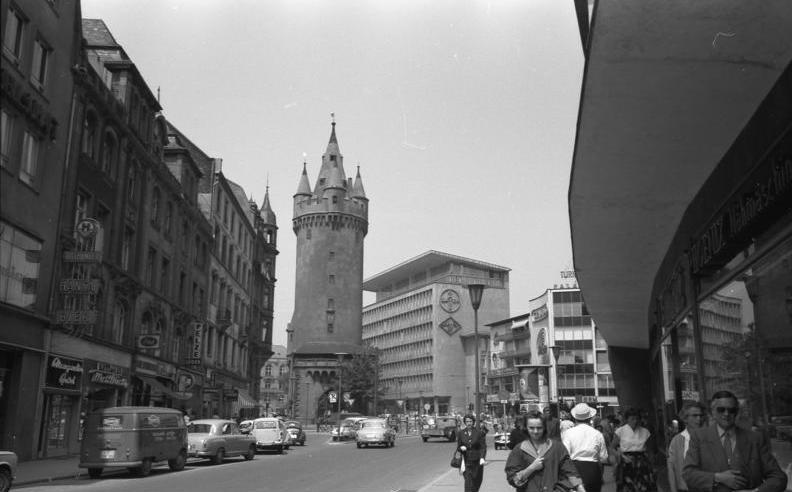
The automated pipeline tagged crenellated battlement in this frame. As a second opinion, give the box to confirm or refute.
[292,211,368,235]
[293,194,369,223]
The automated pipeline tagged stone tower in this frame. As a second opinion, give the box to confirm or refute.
[286,119,369,423]
[288,119,368,356]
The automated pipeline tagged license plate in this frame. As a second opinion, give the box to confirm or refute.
[101,450,115,459]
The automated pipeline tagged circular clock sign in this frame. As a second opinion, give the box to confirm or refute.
[439,289,461,313]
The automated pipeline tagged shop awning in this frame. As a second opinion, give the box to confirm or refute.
[232,389,258,415]
[138,375,191,401]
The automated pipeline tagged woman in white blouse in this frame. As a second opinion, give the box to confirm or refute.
[611,408,656,492]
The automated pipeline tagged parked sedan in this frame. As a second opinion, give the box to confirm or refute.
[331,417,367,441]
[356,418,396,448]
[284,421,306,446]
[187,419,256,464]
[251,417,288,453]
[0,451,17,492]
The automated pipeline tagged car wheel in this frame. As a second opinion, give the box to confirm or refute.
[132,458,152,477]
[332,436,338,441]
[244,444,255,460]
[422,436,428,442]
[0,468,10,492]
[356,442,362,448]
[87,467,102,479]
[391,440,395,447]
[168,450,186,471]
[277,445,284,454]
[212,448,225,465]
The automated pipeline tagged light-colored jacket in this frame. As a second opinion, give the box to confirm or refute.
[667,430,689,492]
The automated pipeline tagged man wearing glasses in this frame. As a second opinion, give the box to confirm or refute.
[667,402,706,492]
[683,390,787,492]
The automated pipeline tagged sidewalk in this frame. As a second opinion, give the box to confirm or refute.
[419,447,618,492]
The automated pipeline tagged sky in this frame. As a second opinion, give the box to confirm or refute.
[81,0,585,348]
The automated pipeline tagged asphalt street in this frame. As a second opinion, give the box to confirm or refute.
[16,432,459,492]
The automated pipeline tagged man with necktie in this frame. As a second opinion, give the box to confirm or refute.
[683,390,787,492]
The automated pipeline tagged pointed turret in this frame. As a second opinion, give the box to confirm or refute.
[314,117,347,194]
[351,166,367,200]
[295,162,312,197]
[260,186,277,225]
[324,162,346,192]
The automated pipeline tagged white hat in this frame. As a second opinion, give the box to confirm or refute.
[571,403,597,420]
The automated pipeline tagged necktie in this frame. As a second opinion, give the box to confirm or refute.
[723,432,733,465]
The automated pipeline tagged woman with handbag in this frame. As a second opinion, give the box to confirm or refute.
[505,410,585,492]
[457,414,487,492]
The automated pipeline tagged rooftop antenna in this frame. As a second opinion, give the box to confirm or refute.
[157,86,161,103]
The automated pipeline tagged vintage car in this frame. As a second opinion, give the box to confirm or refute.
[493,431,509,450]
[251,417,288,453]
[239,420,254,434]
[79,406,188,478]
[421,415,459,442]
[0,451,17,492]
[187,419,256,464]
[284,420,306,446]
[331,417,367,441]
[355,418,396,448]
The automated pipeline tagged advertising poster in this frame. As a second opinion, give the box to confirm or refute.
[519,367,539,400]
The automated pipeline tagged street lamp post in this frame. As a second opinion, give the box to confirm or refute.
[548,344,560,402]
[334,352,348,440]
[305,379,311,427]
[467,284,485,422]
[419,390,424,415]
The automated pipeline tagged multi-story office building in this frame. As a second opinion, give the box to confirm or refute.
[0,0,82,460]
[487,284,619,418]
[362,251,510,416]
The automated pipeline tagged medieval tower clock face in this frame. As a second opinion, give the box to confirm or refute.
[439,289,461,313]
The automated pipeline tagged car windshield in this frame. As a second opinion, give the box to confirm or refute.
[286,421,300,428]
[188,423,213,433]
[361,420,386,428]
[255,421,277,429]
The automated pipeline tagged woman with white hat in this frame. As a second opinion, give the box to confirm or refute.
[562,403,609,492]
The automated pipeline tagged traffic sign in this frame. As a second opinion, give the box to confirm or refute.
[328,391,337,403]
[424,403,430,411]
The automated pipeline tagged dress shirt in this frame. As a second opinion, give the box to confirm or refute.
[562,423,609,462]
[614,424,650,452]
[716,426,735,454]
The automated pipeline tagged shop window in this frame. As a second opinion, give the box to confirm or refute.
[0,221,42,309]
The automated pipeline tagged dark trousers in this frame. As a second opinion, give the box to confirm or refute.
[573,460,603,492]
[463,462,484,492]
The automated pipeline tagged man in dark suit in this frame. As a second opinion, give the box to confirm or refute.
[457,414,488,492]
[683,390,787,492]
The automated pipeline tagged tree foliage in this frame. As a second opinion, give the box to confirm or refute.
[340,346,386,414]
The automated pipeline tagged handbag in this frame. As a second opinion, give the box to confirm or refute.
[450,450,462,468]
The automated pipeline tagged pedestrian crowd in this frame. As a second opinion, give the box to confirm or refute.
[451,388,787,492]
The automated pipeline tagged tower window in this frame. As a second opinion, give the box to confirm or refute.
[329,251,335,260]
[330,155,336,161]
[306,228,312,240]
[332,196,338,204]
[328,275,335,284]
[327,323,334,333]
[327,298,334,310]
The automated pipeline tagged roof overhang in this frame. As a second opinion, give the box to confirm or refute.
[568,0,792,349]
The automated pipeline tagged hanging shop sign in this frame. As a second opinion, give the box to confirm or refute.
[86,360,129,388]
[134,355,176,380]
[137,334,160,349]
[531,305,548,322]
[45,355,84,391]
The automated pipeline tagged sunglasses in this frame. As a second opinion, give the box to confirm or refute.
[715,407,738,415]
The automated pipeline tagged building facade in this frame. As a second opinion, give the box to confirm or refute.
[1,0,82,460]
[362,251,510,416]
[286,120,369,424]
[569,0,791,472]
[259,344,288,416]
[487,284,619,418]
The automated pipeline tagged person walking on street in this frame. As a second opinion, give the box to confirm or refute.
[666,402,706,492]
[505,409,585,492]
[611,408,656,492]
[458,414,488,492]
[509,414,530,450]
[563,403,609,492]
[545,406,561,439]
[682,390,787,492]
